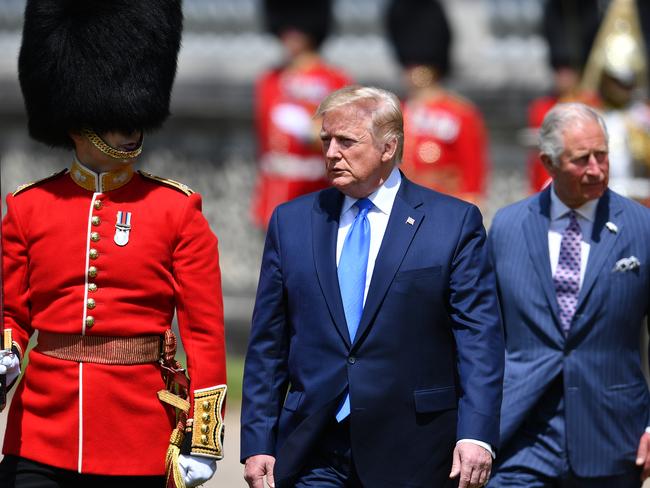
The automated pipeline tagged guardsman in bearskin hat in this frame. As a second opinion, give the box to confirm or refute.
[251,0,352,229]
[0,1,226,487]
[526,0,602,193]
[386,0,490,208]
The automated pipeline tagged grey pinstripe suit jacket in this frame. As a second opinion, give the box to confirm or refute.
[489,187,650,477]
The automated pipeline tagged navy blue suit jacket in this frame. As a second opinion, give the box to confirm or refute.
[241,176,504,487]
[489,188,650,477]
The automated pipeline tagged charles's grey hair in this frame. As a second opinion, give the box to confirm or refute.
[539,103,609,166]
[315,85,404,165]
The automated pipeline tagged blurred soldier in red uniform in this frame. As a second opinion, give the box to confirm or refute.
[251,0,352,229]
[527,0,602,192]
[386,0,490,207]
[0,1,226,487]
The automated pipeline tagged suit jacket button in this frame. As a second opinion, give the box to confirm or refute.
[348,356,356,364]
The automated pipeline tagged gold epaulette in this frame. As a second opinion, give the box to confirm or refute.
[138,170,194,196]
[13,169,68,196]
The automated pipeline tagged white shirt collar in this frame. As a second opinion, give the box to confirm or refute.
[340,166,402,216]
[550,184,599,223]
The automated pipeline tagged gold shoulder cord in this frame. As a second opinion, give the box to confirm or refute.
[82,128,143,160]
[138,171,194,196]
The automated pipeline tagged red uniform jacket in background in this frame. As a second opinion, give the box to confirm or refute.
[1,161,227,475]
[528,96,558,192]
[401,92,490,203]
[252,60,351,228]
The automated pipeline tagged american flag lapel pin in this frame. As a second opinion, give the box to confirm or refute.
[406,216,415,225]
[114,211,132,246]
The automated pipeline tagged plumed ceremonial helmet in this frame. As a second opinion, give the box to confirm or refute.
[18,0,183,148]
[386,0,452,76]
[264,0,332,48]
[542,0,601,71]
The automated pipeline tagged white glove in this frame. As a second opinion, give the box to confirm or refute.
[178,454,217,487]
[0,350,20,386]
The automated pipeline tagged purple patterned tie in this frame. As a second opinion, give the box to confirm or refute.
[553,210,582,334]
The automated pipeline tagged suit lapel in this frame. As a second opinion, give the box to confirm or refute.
[353,178,424,348]
[522,188,562,322]
[575,190,621,314]
[312,189,351,347]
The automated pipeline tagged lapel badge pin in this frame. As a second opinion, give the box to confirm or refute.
[114,211,132,246]
[406,216,415,226]
[605,221,618,234]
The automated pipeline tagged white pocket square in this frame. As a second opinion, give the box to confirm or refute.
[612,256,640,273]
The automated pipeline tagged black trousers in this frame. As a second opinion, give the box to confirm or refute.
[0,455,165,488]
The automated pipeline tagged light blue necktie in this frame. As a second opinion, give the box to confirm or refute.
[336,198,373,422]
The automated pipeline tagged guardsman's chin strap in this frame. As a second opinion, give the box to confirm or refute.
[82,128,143,160]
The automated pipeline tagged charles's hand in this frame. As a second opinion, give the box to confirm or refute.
[244,454,276,488]
[449,442,492,488]
[178,454,217,487]
[636,432,650,481]
[0,350,20,386]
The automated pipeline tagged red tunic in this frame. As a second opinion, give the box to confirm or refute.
[528,96,558,192]
[401,92,489,204]
[252,60,351,228]
[2,161,227,475]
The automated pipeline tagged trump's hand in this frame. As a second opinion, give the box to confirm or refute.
[244,454,276,488]
[636,432,650,481]
[449,442,492,488]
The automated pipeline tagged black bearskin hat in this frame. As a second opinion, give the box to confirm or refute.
[542,0,600,71]
[386,0,452,77]
[18,0,183,148]
[264,0,332,49]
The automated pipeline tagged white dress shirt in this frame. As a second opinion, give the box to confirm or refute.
[548,186,599,285]
[335,166,492,456]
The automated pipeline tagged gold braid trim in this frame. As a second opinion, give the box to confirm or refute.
[82,128,143,160]
[138,171,194,196]
[191,385,227,459]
